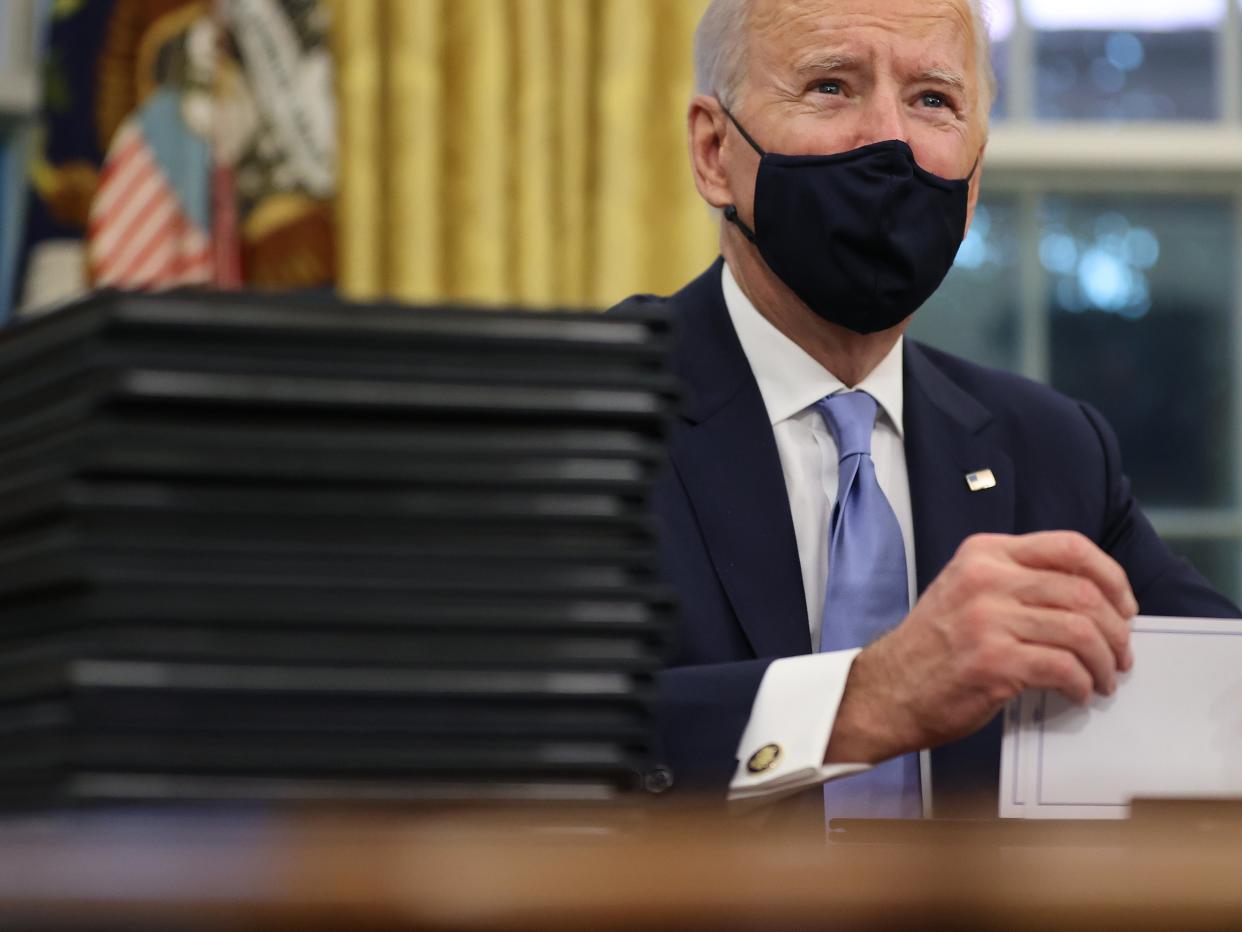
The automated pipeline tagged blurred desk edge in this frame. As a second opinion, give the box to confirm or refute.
[2,806,1242,930]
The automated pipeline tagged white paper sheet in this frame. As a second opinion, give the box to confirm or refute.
[999,615,1242,819]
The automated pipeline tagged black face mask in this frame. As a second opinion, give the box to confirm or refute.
[723,108,978,335]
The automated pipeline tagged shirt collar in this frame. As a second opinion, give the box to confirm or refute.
[721,261,905,437]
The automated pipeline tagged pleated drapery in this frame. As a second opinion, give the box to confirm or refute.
[328,0,718,310]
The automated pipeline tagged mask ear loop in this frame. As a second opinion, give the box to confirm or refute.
[721,106,767,158]
[965,151,982,183]
[723,207,758,244]
[720,104,763,244]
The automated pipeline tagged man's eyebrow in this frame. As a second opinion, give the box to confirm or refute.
[916,67,968,90]
[792,52,860,75]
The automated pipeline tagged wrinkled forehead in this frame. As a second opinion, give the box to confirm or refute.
[746,0,978,87]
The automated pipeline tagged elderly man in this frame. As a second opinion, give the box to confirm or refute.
[616,0,1240,819]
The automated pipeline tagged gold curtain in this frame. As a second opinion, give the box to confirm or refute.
[327,0,718,309]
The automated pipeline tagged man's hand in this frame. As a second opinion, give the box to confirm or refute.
[825,531,1138,765]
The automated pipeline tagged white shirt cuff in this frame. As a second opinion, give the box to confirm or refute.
[728,649,871,803]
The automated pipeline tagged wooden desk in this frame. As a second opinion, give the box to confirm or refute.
[0,807,1240,930]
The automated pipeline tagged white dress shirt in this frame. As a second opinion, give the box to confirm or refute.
[720,263,928,808]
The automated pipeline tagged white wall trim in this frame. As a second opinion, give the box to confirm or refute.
[0,74,39,120]
[0,0,37,119]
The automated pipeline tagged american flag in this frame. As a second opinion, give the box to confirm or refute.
[87,117,214,289]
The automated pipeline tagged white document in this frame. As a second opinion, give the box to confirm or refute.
[999,616,1242,819]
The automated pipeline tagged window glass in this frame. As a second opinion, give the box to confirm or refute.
[1044,196,1236,509]
[1028,0,1224,120]
[1167,540,1242,607]
[985,0,1015,121]
[908,198,1021,372]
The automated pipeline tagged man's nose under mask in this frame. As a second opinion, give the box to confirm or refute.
[722,107,978,335]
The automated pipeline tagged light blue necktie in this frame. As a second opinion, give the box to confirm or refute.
[816,391,922,820]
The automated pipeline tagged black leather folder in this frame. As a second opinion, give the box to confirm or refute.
[0,291,675,807]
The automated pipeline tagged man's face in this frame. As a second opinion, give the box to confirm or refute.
[723,0,986,227]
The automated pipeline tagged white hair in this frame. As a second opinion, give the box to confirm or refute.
[694,0,998,122]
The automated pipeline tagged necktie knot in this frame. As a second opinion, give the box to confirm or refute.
[816,391,878,461]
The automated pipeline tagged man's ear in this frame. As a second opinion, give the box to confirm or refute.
[688,94,734,210]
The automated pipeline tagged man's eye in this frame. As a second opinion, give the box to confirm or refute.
[815,81,843,95]
[921,92,949,109]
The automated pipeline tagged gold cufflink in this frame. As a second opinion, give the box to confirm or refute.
[747,744,782,774]
[965,469,997,493]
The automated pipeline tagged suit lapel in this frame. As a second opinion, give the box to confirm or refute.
[904,342,1016,591]
[904,341,1017,817]
[667,262,811,659]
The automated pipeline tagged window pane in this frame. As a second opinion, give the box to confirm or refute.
[1165,539,1242,607]
[908,198,1021,372]
[1044,196,1236,509]
[986,0,1015,121]
[1029,0,1224,120]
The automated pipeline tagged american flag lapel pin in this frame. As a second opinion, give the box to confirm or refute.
[965,469,997,493]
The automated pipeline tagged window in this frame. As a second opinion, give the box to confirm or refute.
[909,197,1021,372]
[1045,195,1236,510]
[988,0,1017,120]
[910,0,1242,604]
[1029,1,1224,120]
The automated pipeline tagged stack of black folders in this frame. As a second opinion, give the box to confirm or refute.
[0,290,675,807]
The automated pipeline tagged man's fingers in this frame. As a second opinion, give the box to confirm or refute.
[1008,568,1132,670]
[1014,643,1095,706]
[1010,607,1118,696]
[1000,532,1138,619]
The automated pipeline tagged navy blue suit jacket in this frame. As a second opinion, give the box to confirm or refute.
[614,259,1241,817]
